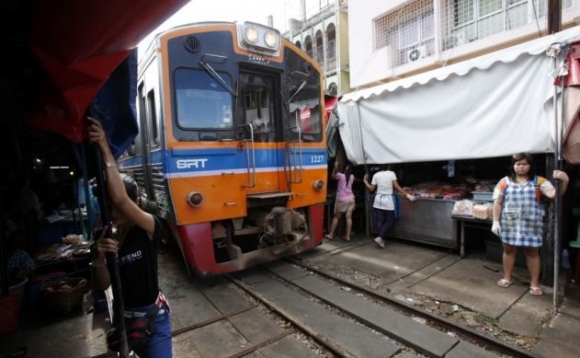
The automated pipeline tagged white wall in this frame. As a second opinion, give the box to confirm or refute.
[348,0,580,89]
[348,0,407,88]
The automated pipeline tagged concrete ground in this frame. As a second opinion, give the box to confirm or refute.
[1,233,580,358]
[302,235,580,358]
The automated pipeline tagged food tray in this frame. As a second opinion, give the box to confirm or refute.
[472,191,493,202]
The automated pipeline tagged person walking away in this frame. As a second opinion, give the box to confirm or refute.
[87,117,173,357]
[325,161,356,241]
[363,164,415,249]
[492,152,568,296]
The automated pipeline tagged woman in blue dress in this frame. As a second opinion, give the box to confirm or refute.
[492,153,568,296]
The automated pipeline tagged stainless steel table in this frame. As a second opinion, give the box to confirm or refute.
[387,198,457,249]
[451,215,492,257]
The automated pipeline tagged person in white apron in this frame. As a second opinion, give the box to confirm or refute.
[491,153,568,296]
[363,164,416,248]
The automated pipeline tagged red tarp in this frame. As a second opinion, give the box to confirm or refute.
[561,43,580,163]
[26,0,189,142]
[324,95,338,124]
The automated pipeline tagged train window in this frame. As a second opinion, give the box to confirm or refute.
[240,73,275,142]
[283,50,322,142]
[128,139,137,156]
[134,83,146,156]
[243,86,272,133]
[147,90,159,148]
[174,69,233,130]
[287,97,321,142]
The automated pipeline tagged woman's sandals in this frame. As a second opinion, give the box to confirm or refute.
[497,279,512,288]
[529,286,543,296]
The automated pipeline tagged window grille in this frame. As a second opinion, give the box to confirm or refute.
[374,0,435,67]
[441,0,574,51]
[375,0,574,69]
[327,39,336,70]
[316,30,324,64]
[305,36,314,60]
[326,24,336,63]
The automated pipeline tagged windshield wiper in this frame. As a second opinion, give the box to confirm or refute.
[200,60,237,97]
[286,80,307,105]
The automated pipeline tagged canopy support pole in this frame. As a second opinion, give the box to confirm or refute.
[356,102,371,238]
[547,43,564,308]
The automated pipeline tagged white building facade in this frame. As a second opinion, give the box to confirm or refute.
[286,0,351,96]
[349,0,579,88]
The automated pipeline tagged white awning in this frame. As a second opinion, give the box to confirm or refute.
[338,27,580,165]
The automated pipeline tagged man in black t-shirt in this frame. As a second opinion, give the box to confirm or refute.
[88,117,172,358]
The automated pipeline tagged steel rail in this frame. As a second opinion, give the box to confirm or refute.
[227,274,357,358]
[286,257,541,358]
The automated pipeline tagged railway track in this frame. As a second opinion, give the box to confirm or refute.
[226,259,541,358]
[89,243,544,358]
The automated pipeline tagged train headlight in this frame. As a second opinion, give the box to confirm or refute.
[313,180,324,191]
[238,22,281,56]
[245,26,259,44]
[187,192,204,207]
[264,31,278,48]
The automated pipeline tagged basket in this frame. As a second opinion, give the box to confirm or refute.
[42,277,88,314]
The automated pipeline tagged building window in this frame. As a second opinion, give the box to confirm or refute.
[315,30,324,67]
[443,0,574,50]
[327,82,338,96]
[374,0,434,67]
[326,23,336,70]
[304,36,314,60]
[295,40,302,50]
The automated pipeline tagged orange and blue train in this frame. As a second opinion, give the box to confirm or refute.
[118,21,328,277]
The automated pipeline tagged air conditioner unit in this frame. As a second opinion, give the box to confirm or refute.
[407,45,427,62]
[453,32,467,46]
[448,32,467,48]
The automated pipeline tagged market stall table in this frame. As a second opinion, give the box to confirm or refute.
[34,239,91,277]
[388,198,457,249]
[452,215,492,258]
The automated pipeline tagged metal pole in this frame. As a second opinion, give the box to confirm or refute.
[547,43,562,308]
[0,166,6,297]
[553,61,561,309]
[91,145,131,357]
[356,102,371,237]
[556,59,568,307]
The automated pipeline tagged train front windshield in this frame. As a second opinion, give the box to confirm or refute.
[283,49,322,142]
[175,69,233,130]
[170,40,321,143]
